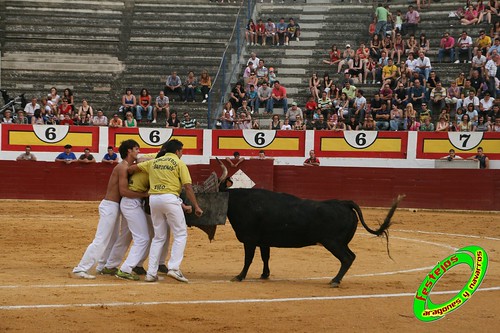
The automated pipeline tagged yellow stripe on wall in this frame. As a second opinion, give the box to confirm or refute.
[115,134,198,149]
[9,132,93,146]
[218,137,299,150]
[321,138,402,152]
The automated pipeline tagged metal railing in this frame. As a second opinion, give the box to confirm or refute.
[207,0,256,128]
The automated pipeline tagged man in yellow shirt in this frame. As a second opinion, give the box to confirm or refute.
[382,58,398,88]
[130,139,202,283]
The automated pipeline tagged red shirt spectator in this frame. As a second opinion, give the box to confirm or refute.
[58,100,72,115]
[272,82,287,98]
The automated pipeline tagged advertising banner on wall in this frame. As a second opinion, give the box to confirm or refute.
[416,132,500,159]
[211,129,306,157]
[314,131,408,158]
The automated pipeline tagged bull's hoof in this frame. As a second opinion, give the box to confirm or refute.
[330,281,340,288]
[231,275,244,282]
[260,274,269,280]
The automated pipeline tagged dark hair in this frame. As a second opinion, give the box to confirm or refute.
[233,151,240,157]
[119,139,139,159]
[64,88,73,97]
[140,88,149,96]
[107,146,113,150]
[161,139,184,155]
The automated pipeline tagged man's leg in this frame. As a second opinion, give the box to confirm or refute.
[146,195,169,280]
[136,106,143,121]
[101,215,132,271]
[282,98,288,114]
[164,197,187,273]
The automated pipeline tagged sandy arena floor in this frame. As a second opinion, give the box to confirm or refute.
[0,201,498,332]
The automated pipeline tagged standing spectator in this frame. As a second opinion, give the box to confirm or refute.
[121,88,137,117]
[166,112,181,128]
[165,71,183,102]
[284,17,300,45]
[124,112,137,128]
[415,51,432,81]
[24,97,40,123]
[136,88,153,123]
[468,146,489,168]
[276,17,287,46]
[438,32,455,63]
[199,70,212,103]
[92,109,108,126]
[102,146,119,164]
[109,114,123,128]
[256,81,273,114]
[374,3,390,38]
[79,148,96,163]
[180,112,198,129]
[402,5,420,37]
[286,102,303,127]
[245,19,256,46]
[55,144,77,164]
[264,18,276,46]
[16,145,37,161]
[271,81,288,114]
[153,90,170,124]
[183,71,197,103]
[456,31,473,63]
[255,19,266,46]
[303,150,320,166]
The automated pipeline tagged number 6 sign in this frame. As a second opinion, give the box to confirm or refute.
[33,125,70,144]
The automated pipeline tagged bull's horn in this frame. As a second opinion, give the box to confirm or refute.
[215,157,228,183]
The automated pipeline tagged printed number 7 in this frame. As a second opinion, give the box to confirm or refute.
[459,134,470,148]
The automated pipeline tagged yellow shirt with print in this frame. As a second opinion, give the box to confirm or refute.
[128,171,149,193]
[138,152,192,196]
[382,65,397,78]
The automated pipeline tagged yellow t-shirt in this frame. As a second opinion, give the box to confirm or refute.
[138,153,192,195]
[477,36,491,49]
[128,171,149,193]
[382,65,397,78]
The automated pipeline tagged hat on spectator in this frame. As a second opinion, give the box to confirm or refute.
[291,102,298,106]
[346,44,351,48]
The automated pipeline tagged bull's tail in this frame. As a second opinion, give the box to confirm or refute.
[348,195,405,257]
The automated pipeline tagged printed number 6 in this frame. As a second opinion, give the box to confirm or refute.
[355,132,367,146]
[45,127,56,140]
[149,130,160,144]
[254,132,265,145]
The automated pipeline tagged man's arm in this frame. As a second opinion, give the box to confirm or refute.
[118,165,148,198]
[184,183,203,216]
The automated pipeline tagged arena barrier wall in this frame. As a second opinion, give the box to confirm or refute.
[1,160,499,211]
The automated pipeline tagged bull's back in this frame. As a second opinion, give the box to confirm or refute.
[226,189,358,248]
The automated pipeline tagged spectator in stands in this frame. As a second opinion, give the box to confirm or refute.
[77,99,94,120]
[17,145,37,161]
[322,73,336,99]
[154,90,170,124]
[408,116,421,131]
[345,115,359,131]
[60,113,74,126]
[337,44,354,74]
[380,83,393,109]
[256,60,269,85]
[257,81,272,114]
[24,97,39,123]
[276,17,287,46]
[226,152,245,168]
[271,81,288,114]
[374,3,390,38]
[349,54,364,83]
[382,58,398,88]
[419,117,435,131]
[14,111,28,124]
[339,71,354,88]
[438,32,455,63]
[336,92,350,119]
[410,79,425,111]
[404,52,418,76]
[406,34,418,55]
[166,112,181,128]
[48,87,60,106]
[1,110,13,124]
[493,117,500,131]
[237,98,252,116]
[109,113,123,128]
[370,34,382,60]
[256,19,265,46]
[268,114,281,130]
[458,113,473,131]
[236,111,253,130]
[463,90,480,112]
[474,30,492,56]
[198,70,212,104]
[285,17,300,45]
[351,89,366,123]
[342,81,357,103]
[121,88,137,117]
[247,52,259,70]
[446,81,461,114]
[474,115,491,131]
[418,33,430,54]
[165,71,184,101]
[415,51,432,81]
[102,146,119,164]
[286,102,303,127]
[456,31,473,63]
[246,72,258,93]
[268,67,277,86]
[402,5,420,37]
[468,146,489,168]
[309,73,321,101]
[230,82,246,110]
[382,35,393,56]
[436,115,450,131]
[181,112,198,129]
[360,114,376,130]
[62,88,74,113]
[318,91,333,118]
[246,85,258,112]
[92,109,108,126]
[484,54,497,97]
[305,96,318,120]
[326,112,339,130]
[264,18,276,46]
[323,44,341,66]
[375,103,390,130]
[419,102,432,122]
[487,37,500,56]
[245,19,256,46]
[466,102,480,125]
[58,98,73,117]
[313,114,328,130]
[479,91,493,118]
[364,56,377,84]
[184,71,198,103]
[441,149,462,160]
[124,112,137,128]
[31,109,46,125]
[303,150,320,166]
[78,148,96,164]
[392,32,405,64]
[430,82,446,114]
[461,4,479,25]
[136,88,153,123]
[55,144,77,164]
[389,104,403,131]
[280,118,292,130]
[394,82,409,109]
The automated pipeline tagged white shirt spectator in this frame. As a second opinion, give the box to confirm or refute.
[247,56,260,70]
[463,96,480,108]
[480,97,493,111]
[472,54,487,68]
[416,56,431,69]
[457,35,473,49]
[485,58,497,77]
[24,102,40,116]
[405,58,419,72]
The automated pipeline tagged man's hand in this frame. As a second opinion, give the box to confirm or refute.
[194,206,203,217]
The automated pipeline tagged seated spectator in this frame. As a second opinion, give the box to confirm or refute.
[341,81,357,103]
[465,102,479,125]
[345,115,359,131]
[255,60,269,86]
[247,52,259,70]
[78,148,96,163]
[62,88,74,113]
[17,145,37,161]
[124,112,137,128]
[78,99,94,120]
[479,92,493,119]
[351,89,366,123]
[57,98,72,117]
[419,102,432,122]
[336,92,350,118]
[246,72,258,93]
[1,110,13,123]
[255,18,265,46]
[458,114,473,131]
[323,44,341,66]
[102,146,119,164]
[31,109,46,125]
[246,85,258,112]
[389,104,403,131]
[359,114,376,130]
[48,87,60,106]
[305,96,318,120]
[199,70,212,103]
[474,115,491,131]
[402,5,420,37]
[380,83,393,108]
[276,17,287,46]
[349,54,364,83]
[382,35,393,56]
[410,79,425,111]
[408,116,421,131]
[492,116,500,131]
[438,32,455,63]
[364,56,377,84]
[271,81,288,114]
[14,110,28,124]
[230,82,246,110]
[337,44,354,74]
[165,71,184,101]
[236,111,252,130]
[153,90,170,124]
[237,99,252,116]
[166,112,180,128]
[303,150,320,166]
[55,144,77,164]
[92,109,108,126]
[245,19,256,46]
[121,88,136,117]
[332,118,346,132]
[405,103,417,129]
[418,33,430,54]
[226,151,245,168]
[487,37,500,56]
[280,118,292,130]
[286,102,303,127]
[181,112,198,129]
[375,103,390,130]
[256,81,273,114]
[456,31,473,63]
[430,82,446,114]
[136,88,153,123]
[293,115,305,130]
[285,17,300,45]
[313,114,328,130]
[419,117,435,131]
[461,4,479,25]
[436,115,450,131]
[472,49,489,74]
[269,114,282,130]
[59,113,74,126]
[445,81,461,114]
[184,71,198,102]
[370,34,382,60]
[264,18,276,46]
[406,34,418,55]
[467,146,489,168]
[318,91,333,117]
[268,67,277,86]
[393,83,409,109]
[415,51,432,81]
[392,32,405,64]
[108,113,123,128]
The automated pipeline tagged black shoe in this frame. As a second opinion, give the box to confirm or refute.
[132,266,147,275]
[158,264,169,274]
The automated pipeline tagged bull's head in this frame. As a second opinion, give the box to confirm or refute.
[216,157,232,192]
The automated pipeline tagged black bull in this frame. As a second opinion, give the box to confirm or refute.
[225,189,404,287]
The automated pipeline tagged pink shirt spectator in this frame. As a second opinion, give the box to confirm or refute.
[405,10,420,24]
[440,36,455,49]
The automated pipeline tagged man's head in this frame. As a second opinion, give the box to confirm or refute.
[162,139,184,158]
[233,151,241,159]
[31,97,37,106]
[84,148,91,156]
[309,150,315,158]
[25,145,31,154]
[97,109,104,117]
[119,139,140,159]
[477,147,484,156]
[258,150,266,159]
[291,101,298,109]
[107,146,114,155]
[183,112,190,120]
[415,79,421,87]
[64,144,72,153]
[274,81,281,88]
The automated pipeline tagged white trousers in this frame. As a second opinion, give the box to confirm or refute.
[95,213,131,271]
[119,197,150,274]
[147,194,187,276]
[73,200,120,273]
